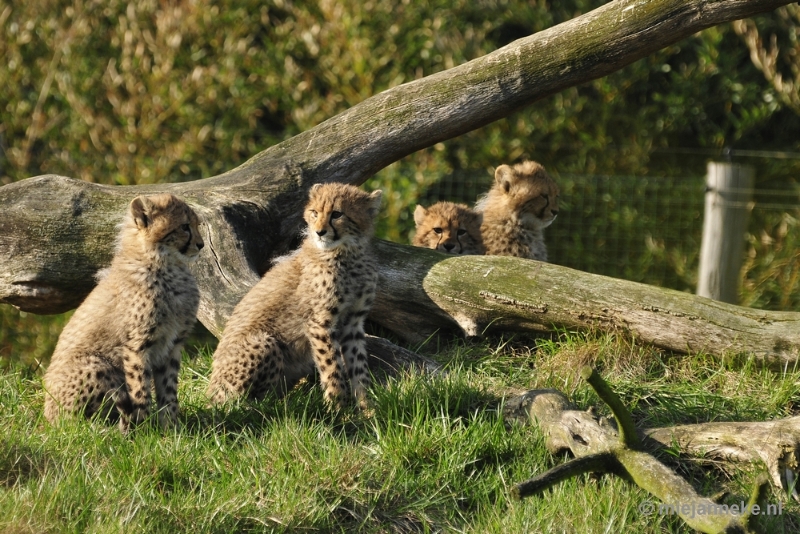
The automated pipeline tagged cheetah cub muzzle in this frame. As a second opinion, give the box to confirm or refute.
[476,160,559,261]
[43,193,204,432]
[206,183,382,410]
[413,201,484,255]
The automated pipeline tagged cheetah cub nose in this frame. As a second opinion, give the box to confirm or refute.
[444,243,455,251]
[316,229,327,237]
[197,242,204,250]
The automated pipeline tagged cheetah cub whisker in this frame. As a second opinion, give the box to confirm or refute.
[43,194,204,432]
[413,201,484,255]
[476,160,559,261]
[206,183,382,410]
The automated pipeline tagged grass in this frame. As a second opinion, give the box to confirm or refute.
[2,331,800,533]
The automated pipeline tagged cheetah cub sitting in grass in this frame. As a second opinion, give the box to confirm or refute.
[413,201,484,255]
[43,194,204,432]
[476,160,559,261]
[206,183,382,409]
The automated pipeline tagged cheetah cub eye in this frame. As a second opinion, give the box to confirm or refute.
[129,194,205,258]
[304,183,382,250]
[412,202,484,255]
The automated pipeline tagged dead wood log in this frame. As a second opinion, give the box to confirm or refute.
[504,387,800,498]
[645,418,800,498]
[370,247,800,367]
[365,335,442,382]
[0,0,793,339]
[507,367,782,534]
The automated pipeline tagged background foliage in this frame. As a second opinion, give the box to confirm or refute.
[1,0,799,366]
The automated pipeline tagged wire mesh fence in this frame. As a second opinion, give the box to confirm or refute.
[403,169,800,309]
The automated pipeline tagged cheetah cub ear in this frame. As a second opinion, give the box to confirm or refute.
[494,164,516,194]
[413,205,428,227]
[130,196,154,229]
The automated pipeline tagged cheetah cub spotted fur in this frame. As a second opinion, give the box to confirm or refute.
[413,202,484,255]
[43,194,203,432]
[476,160,559,261]
[207,183,382,409]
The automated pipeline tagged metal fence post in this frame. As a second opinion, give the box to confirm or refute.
[696,161,754,303]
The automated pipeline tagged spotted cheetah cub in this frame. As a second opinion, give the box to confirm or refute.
[43,194,203,432]
[413,202,484,255]
[476,160,559,261]
[207,183,382,409]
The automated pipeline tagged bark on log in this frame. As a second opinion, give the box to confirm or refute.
[645,418,800,497]
[371,245,800,367]
[0,0,795,349]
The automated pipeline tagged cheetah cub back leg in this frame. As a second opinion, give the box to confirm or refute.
[207,331,287,404]
[43,354,126,425]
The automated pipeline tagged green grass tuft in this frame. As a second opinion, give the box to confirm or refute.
[2,333,800,532]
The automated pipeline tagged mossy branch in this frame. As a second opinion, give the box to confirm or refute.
[511,452,619,499]
[510,370,775,533]
[580,365,641,449]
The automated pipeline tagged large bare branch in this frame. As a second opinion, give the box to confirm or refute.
[0,0,794,342]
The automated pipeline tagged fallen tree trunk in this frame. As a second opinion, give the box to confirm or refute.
[3,181,800,365]
[1,0,796,363]
[371,243,800,367]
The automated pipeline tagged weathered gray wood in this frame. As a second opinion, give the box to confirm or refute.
[504,378,798,534]
[365,335,442,381]
[373,247,800,366]
[0,0,795,347]
[504,388,800,499]
[697,162,755,303]
[644,418,800,497]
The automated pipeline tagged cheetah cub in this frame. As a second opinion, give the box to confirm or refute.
[476,160,559,261]
[43,194,203,432]
[413,201,484,255]
[206,183,382,409]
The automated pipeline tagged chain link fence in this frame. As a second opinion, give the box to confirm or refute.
[403,169,800,309]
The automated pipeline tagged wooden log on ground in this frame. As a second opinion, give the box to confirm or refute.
[504,386,800,503]
[371,246,800,367]
[507,369,782,534]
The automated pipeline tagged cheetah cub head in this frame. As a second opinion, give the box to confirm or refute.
[413,202,484,255]
[478,161,559,230]
[305,183,383,250]
[122,193,204,260]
